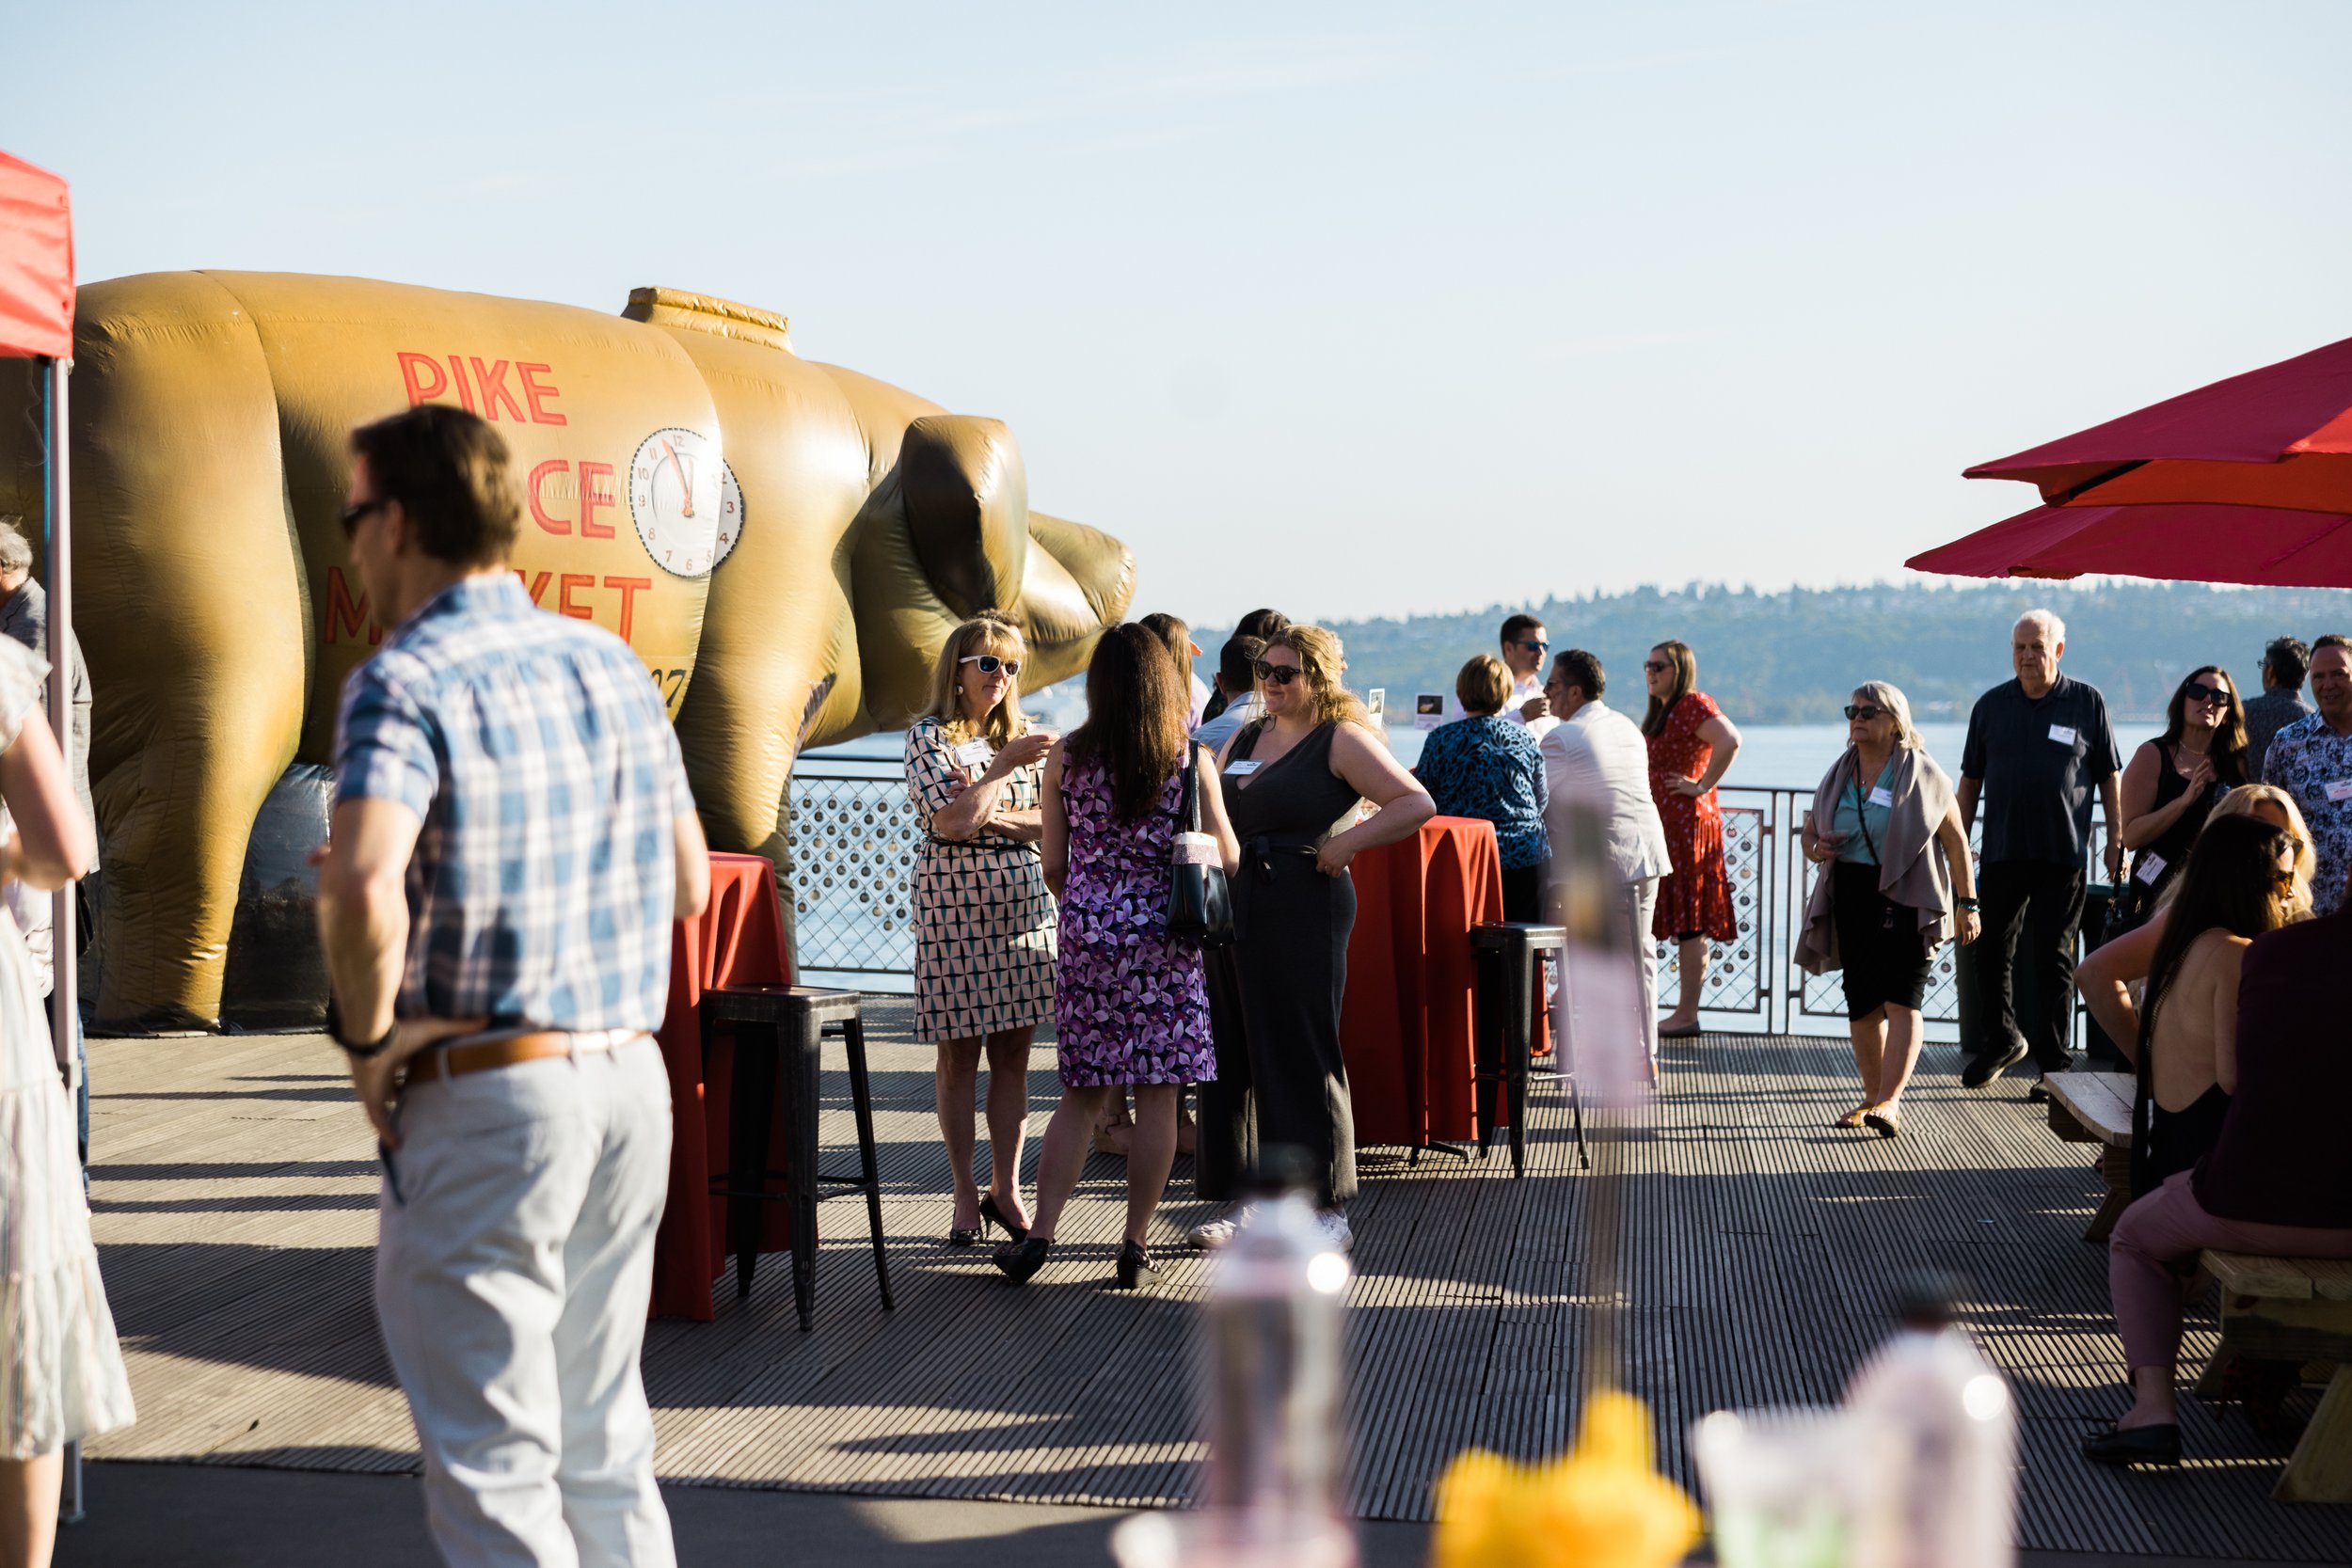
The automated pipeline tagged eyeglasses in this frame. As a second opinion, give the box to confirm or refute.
[1518,640,1549,654]
[1844,705,1887,721]
[1644,660,1670,674]
[961,654,1022,676]
[338,498,389,536]
[2183,680,2233,705]
[1253,659,1305,686]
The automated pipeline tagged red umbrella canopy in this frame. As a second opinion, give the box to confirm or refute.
[1907,500,2352,589]
[1964,335,2352,515]
[0,151,72,360]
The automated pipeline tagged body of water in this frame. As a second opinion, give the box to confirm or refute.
[806,719,1977,792]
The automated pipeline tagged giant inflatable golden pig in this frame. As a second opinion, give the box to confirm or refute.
[0,273,1136,1030]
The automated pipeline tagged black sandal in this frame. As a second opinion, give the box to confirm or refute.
[1114,1241,1161,1291]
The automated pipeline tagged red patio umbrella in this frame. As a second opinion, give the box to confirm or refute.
[1964,334,2352,515]
[0,151,73,358]
[1906,499,2352,587]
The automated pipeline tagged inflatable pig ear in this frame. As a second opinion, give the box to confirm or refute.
[850,417,1133,726]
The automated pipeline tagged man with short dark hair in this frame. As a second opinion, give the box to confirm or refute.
[1498,612,1555,736]
[2243,636,2312,784]
[1192,633,1266,756]
[1955,609,2122,1089]
[316,404,710,1565]
[1539,649,1670,1073]
[2264,633,2352,916]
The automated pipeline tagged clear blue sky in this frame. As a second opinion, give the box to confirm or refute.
[8,2,2347,624]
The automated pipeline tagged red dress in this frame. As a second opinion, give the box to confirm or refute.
[1646,690,1738,942]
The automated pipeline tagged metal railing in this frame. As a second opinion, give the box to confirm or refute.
[783,768,2107,1041]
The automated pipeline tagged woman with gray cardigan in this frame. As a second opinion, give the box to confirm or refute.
[1796,682,1981,1137]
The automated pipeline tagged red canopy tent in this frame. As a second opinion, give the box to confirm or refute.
[0,150,81,1095]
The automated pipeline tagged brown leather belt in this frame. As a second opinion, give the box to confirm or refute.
[402,1029,641,1086]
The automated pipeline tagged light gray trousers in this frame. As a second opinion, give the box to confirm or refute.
[377,1037,675,1567]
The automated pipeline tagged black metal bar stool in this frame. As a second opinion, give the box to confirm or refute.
[699,984,893,1330]
[1470,922,1577,1176]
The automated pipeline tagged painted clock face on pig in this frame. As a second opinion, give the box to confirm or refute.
[628,427,743,579]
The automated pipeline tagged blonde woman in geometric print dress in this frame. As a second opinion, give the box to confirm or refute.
[903,611,1058,1249]
[0,636,131,1567]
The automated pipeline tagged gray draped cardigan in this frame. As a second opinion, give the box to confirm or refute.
[1795,745,1961,976]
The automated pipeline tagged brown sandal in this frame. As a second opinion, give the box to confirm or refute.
[1835,1104,1871,1129]
[1864,1103,1901,1138]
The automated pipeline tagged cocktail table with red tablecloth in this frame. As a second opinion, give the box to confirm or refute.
[1340,815,1545,1150]
[648,851,797,1322]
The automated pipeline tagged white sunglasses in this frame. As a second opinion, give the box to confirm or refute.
[961,654,1022,676]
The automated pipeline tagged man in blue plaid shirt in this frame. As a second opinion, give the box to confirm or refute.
[315,404,708,1567]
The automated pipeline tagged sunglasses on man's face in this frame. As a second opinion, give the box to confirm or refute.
[961,654,1021,676]
[339,498,389,537]
[1253,659,1305,686]
[1844,705,1886,722]
[2184,680,2233,705]
[1519,640,1549,654]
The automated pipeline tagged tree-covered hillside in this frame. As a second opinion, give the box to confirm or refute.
[1193,582,2352,725]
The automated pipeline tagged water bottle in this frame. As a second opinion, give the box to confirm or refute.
[1843,1275,2016,1568]
[1112,1150,1355,1568]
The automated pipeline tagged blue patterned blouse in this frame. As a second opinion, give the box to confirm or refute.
[1412,715,1550,870]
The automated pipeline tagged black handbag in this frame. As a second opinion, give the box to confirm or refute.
[1167,751,1234,948]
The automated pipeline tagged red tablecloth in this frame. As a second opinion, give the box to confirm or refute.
[649,852,796,1322]
[1339,816,1504,1148]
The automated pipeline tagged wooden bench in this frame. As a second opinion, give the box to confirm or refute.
[2196,1251,2352,1503]
[2040,1070,2134,1241]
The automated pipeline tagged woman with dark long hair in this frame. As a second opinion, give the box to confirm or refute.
[2115,665,2250,923]
[2123,814,2297,1199]
[1642,640,1742,1037]
[995,625,1240,1290]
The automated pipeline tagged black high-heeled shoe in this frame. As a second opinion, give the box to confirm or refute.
[2081,1420,2180,1467]
[946,1225,982,1247]
[979,1192,1029,1245]
[993,1237,1052,1284]
[1114,1241,1160,1291]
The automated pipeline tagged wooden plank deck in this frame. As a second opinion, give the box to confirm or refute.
[83,1006,2352,1560]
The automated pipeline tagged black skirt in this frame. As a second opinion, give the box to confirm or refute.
[1831,860,1931,1019]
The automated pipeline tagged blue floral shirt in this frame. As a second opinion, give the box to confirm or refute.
[1412,715,1550,870]
[2264,711,2352,915]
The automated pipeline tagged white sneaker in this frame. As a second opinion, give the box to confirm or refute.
[1187,1202,1248,1250]
[1315,1210,1354,1253]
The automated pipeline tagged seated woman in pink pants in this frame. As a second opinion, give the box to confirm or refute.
[2084,866,2352,1467]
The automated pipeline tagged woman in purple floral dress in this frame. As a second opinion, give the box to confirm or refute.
[996,624,1240,1291]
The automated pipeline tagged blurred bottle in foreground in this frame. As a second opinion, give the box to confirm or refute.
[1112,1148,1356,1568]
[1843,1273,2016,1568]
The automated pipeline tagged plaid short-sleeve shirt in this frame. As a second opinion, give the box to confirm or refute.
[332,574,697,1031]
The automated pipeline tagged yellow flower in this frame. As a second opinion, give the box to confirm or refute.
[1432,1390,1700,1568]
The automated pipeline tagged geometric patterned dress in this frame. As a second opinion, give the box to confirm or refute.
[904,717,1057,1041]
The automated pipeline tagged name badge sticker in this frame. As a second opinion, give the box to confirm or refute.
[1868,785,1895,808]
[2048,724,2078,746]
[1225,759,1263,777]
[2328,779,2352,803]
[2135,852,2167,885]
[950,738,993,769]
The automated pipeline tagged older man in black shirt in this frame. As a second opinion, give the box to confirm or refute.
[1956,609,2122,1089]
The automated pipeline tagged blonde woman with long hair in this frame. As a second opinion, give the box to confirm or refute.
[902,610,1058,1247]
[1642,640,1743,1037]
[1190,625,1434,1253]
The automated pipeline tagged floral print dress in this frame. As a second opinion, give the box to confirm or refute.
[1647,690,1739,942]
[1053,755,1216,1087]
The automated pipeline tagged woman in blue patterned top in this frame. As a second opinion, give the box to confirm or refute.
[1412,655,1550,920]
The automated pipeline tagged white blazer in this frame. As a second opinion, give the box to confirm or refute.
[1540,701,1671,886]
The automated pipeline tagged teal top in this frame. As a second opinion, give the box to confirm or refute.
[1832,755,1898,865]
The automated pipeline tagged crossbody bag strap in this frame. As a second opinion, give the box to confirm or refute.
[1851,759,1882,867]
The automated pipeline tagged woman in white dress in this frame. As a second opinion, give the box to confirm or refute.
[0,636,132,1565]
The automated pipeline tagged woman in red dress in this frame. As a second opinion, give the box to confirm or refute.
[1643,641,1743,1037]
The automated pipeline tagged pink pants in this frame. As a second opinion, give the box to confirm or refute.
[2109,1169,2352,1374]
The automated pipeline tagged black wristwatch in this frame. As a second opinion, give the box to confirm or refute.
[328,1000,397,1058]
[1955,896,1980,911]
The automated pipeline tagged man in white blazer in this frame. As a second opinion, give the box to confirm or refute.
[1539,649,1673,1079]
